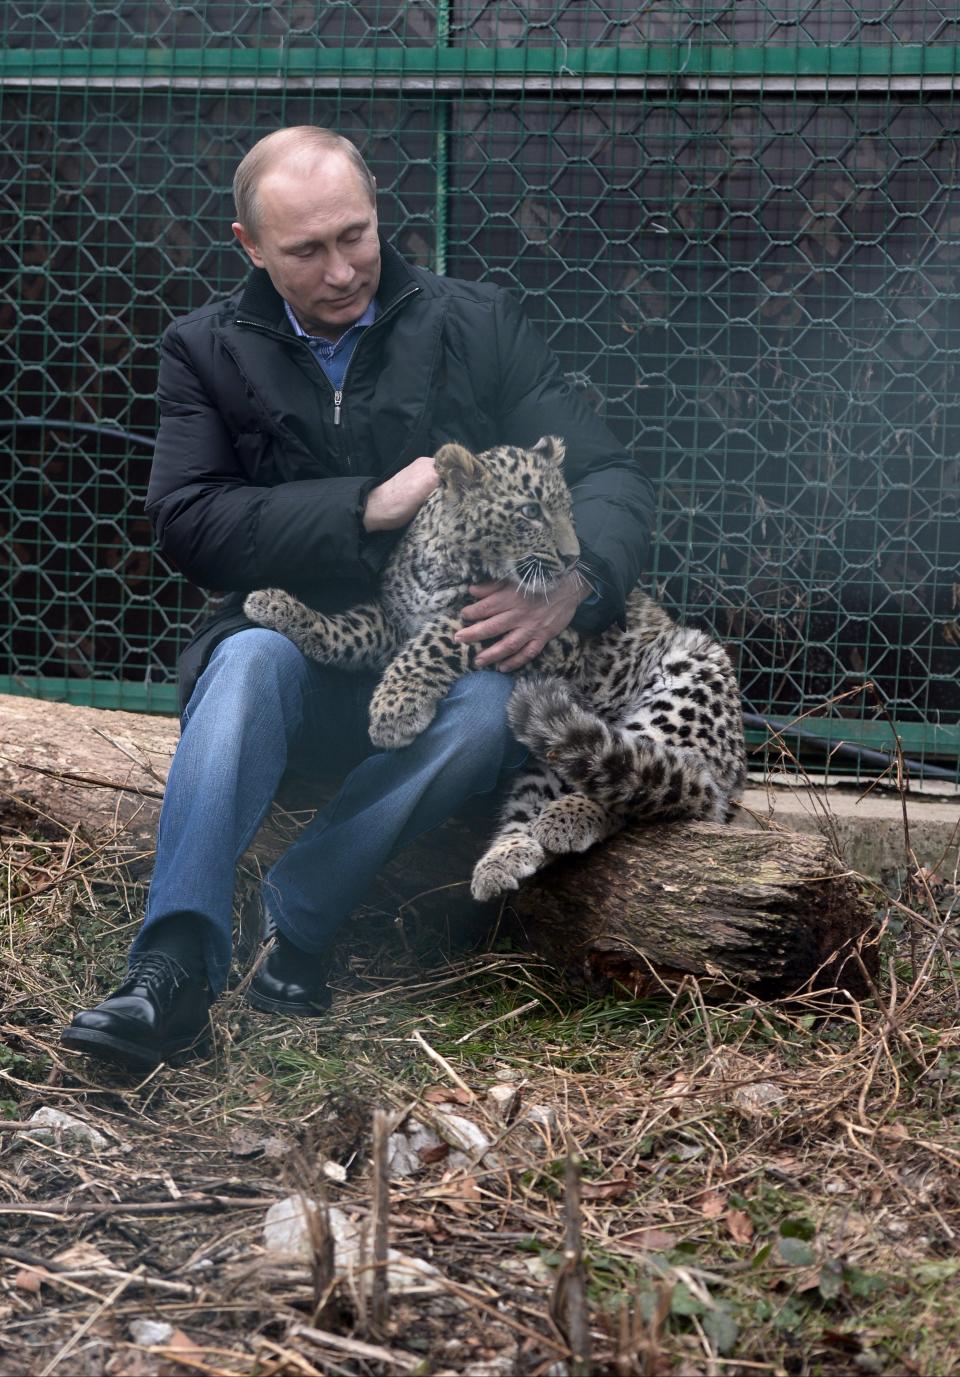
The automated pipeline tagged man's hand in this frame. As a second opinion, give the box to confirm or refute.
[455,574,589,671]
[363,455,438,532]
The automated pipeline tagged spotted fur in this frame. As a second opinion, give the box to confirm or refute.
[243,436,746,901]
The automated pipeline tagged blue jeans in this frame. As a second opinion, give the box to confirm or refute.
[131,629,523,994]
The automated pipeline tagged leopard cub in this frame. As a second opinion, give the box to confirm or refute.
[243,436,746,901]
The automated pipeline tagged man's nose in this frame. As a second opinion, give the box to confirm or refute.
[324,252,355,288]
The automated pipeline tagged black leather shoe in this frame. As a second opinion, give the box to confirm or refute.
[60,953,211,1071]
[246,936,332,1017]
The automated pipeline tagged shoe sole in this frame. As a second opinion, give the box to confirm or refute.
[60,1026,209,1072]
[244,987,331,1017]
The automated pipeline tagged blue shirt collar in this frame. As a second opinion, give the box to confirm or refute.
[283,297,377,353]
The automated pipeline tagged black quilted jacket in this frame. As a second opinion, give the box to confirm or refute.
[146,240,657,711]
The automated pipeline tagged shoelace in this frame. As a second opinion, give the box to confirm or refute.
[125,951,193,989]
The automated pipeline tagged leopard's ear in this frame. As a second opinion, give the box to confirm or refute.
[434,442,485,495]
[530,435,566,467]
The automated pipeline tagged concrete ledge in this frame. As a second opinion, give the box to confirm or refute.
[739,780,960,881]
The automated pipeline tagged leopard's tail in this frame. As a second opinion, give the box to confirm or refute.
[508,674,736,821]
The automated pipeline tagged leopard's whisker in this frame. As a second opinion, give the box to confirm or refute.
[570,561,598,598]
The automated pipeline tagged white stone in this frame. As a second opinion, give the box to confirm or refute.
[387,1118,446,1177]
[262,1196,442,1293]
[486,1083,520,1120]
[731,1081,785,1114]
[434,1108,493,1160]
[129,1320,174,1346]
[522,1104,558,1133]
[21,1108,109,1151]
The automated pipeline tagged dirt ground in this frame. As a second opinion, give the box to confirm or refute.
[1,795,958,1377]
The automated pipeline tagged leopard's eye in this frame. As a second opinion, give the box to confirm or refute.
[519,501,542,520]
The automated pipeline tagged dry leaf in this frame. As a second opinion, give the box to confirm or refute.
[700,1191,727,1219]
[418,1142,450,1165]
[725,1208,754,1244]
[423,1086,472,1106]
[581,1176,636,1202]
[156,1328,206,1375]
[441,1172,482,1210]
[13,1268,43,1294]
[617,1227,678,1252]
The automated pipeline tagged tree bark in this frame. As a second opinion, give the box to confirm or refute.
[505,821,877,998]
[0,693,877,996]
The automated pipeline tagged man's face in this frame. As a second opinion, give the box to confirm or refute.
[232,151,381,341]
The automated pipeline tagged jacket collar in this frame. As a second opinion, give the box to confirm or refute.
[235,236,419,331]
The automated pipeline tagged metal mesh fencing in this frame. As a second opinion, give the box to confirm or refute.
[1,3,958,779]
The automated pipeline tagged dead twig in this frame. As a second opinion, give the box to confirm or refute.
[369,1107,390,1338]
[290,1323,422,1372]
[410,1027,476,1101]
[550,1131,592,1376]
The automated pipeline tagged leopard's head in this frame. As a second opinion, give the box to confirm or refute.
[433,435,580,592]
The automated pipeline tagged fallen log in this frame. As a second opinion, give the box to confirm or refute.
[506,821,876,997]
[0,692,878,996]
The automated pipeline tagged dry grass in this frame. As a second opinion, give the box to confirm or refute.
[1,791,958,1377]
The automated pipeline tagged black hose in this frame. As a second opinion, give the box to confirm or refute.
[743,710,958,784]
[0,417,156,448]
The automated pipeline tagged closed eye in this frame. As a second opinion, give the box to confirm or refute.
[519,501,542,520]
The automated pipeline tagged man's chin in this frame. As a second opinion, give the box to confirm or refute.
[301,295,371,335]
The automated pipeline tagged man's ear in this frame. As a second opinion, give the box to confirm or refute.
[530,435,566,467]
[232,222,266,270]
[434,442,485,496]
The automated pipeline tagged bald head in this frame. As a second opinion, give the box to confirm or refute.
[233,127,376,239]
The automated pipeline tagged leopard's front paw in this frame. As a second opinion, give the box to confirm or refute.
[368,694,437,750]
[243,587,299,631]
[470,838,545,902]
[531,796,611,854]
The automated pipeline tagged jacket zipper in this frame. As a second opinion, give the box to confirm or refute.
[237,285,419,434]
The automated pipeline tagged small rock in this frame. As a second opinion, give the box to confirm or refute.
[387,1118,446,1177]
[21,1108,109,1151]
[522,1104,558,1133]
[503,1254,553,1286]
[262,1196,442,1293]
[263,1194,317,1257]
[731,1081,785,1114]
[434,1108,493,1163]
[228,1127,264,1158]
[486,1083,520,1121]
[129,1320,174,1346]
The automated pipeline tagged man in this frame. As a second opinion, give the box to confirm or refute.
[61,127,655,1070]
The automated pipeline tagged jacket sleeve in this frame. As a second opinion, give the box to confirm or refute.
[491,290,657,632]
[145,321,386,592]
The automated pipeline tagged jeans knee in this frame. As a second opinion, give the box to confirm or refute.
[186,629,311,725]
[435,670,519,778]
[447,670,514,728]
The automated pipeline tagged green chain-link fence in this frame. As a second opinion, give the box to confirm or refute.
[2,3,959,780]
